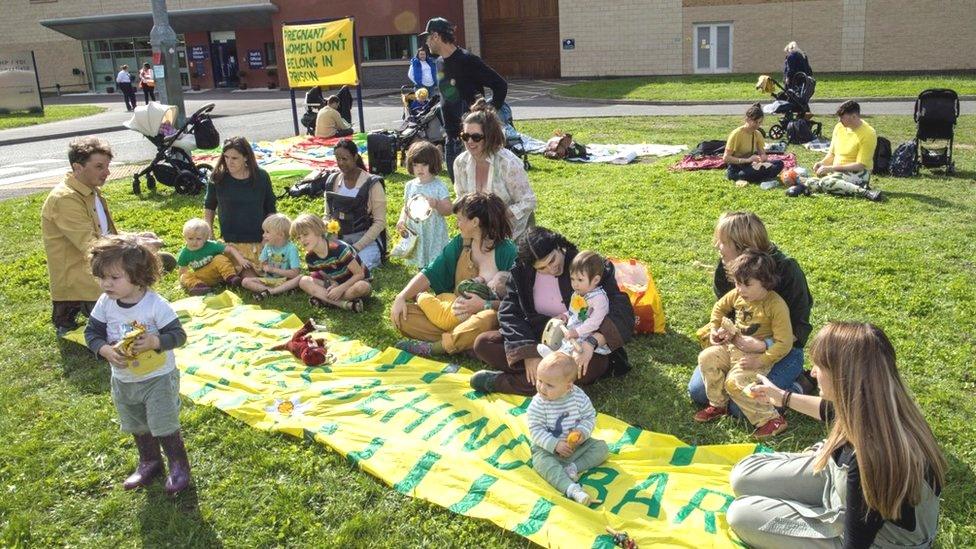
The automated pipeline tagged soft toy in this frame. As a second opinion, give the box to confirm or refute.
[779,168,800,187]
[272,318,332,366]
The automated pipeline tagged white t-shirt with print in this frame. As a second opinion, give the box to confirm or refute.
[90,290,178,383]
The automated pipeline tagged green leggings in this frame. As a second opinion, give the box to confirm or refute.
[531,438,610,494]
[806,170,871,197]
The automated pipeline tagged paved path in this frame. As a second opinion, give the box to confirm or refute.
[2,80,971,199]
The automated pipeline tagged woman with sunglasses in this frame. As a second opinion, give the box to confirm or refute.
[453,99,537,240]
[469,226,634,395]
[203,136,276,277]
[391,192,516,357]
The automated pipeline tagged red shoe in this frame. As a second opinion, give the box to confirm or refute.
[693,405,728,423]
[752,416,788,439]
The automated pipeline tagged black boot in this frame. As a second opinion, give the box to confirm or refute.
[123,432,164,490]
[158,431,191,495]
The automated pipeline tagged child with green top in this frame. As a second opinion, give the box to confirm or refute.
[177,218,247,295]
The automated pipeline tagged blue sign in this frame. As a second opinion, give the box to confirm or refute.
[562,39,575,50]
[247,49,264,69]
[191,46,207,61]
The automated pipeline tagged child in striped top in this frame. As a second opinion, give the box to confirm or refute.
[527,352,609,505]
[291,214,372,312]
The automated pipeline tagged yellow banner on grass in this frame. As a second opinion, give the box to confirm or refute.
[282,18,358,88]
[70,292,761,548]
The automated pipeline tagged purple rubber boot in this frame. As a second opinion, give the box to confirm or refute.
[159,431,192,495]
[123,432,164,490]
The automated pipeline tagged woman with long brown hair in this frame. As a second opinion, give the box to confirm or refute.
[728,322,945,547]
[203,136,276,277]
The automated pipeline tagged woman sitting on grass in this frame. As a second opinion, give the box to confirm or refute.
[723,104,784,185]
[728,322,944,548]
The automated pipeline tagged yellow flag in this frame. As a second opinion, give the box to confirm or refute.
[282,18,358,88]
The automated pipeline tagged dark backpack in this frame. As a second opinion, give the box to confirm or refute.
[280,169,336,198]
[786,119,814,144]
[873,136,892,175]
[691,140,725,157]
[890,140,919,177]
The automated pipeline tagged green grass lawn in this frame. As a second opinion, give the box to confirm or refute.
[1,114,974,547]
[556,73,976,102]
[0,105,106,130]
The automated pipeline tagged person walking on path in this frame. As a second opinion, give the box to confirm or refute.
[138,63,156,104]
[116,64,137,111]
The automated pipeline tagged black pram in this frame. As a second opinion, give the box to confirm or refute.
[757,73,822,144]
[125,102,219,195]
[914,88,959,174]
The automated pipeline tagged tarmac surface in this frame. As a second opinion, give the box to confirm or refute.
[1,79,971,200]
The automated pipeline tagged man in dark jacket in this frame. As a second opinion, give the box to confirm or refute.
[421,17,508,181]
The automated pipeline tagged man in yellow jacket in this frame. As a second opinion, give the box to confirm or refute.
[41,137,174,335]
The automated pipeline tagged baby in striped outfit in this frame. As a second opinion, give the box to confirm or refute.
[527,352,609,505]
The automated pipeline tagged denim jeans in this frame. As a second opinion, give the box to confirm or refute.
[688,346,805,418]
[445,137,462,182]
[726,160,785,183]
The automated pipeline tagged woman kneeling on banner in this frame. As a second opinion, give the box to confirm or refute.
[391,192,516,356]
[469,226,634,395]
[728,322,944,548]
[324,139,388,270]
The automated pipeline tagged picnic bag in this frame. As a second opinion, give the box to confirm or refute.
[786,119,814,144]
[280,169,336,199]
[890,140,920,177]
[691,140,726,157]
[609,257,666,335]
[367,131,398,175]
[193,117,220,149]
[390,228,418,260]
[873,136,892,175]
[543,132,574,159]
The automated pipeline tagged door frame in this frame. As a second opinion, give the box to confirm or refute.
[693,22,733,74]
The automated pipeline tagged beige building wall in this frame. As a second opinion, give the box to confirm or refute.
[0,0,270,90]
[681,0,842,74]
[558,0,683,77]
[863,0,976,71]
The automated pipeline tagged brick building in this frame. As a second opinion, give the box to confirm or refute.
[2,0,972,94]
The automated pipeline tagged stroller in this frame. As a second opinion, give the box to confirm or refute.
[396,85,445,164]
[125,102,219,195]
[757,73,822,143]
[914,88,959,174]
[302,85,353,135]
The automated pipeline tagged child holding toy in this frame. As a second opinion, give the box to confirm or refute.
[396,140,451,268]
[527,352,609,505]
[176,218,247,295]
[537,251,612,359]
[84,236,192,495]
[693,249,794,439]
[241,213,302,300]
[291,213,371,312]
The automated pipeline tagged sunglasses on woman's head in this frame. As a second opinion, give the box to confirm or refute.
[460,132,485,142]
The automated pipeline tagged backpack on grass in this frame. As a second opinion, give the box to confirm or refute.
[691,140,725,157]
[890,140,920,177]
[873,136,892,175]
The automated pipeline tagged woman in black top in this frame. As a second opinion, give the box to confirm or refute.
[728,322,945,548]
[203,136,276,277]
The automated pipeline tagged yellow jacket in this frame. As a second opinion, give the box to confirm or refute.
[41,174,116,301]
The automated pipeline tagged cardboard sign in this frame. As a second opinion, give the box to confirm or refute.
[282,18,358,87]
[0,51,42,112]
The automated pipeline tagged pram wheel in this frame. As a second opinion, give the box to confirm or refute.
[768,125,785,140]
[132,176,141,195]
[146,173,156,192]
[946,162,956,175]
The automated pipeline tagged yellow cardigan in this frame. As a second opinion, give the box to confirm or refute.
[41,174,116,301]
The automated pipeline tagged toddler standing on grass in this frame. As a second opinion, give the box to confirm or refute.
[693,249,794,439]
[395,140,451,268]
[84,236,192,495]
[241,213,302,300]
[291,213,372,312]
[176,218,247,296]
[528,352,609,505]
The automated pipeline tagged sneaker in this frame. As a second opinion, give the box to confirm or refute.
[760,179,780,190]
[159,252,178,273]
[693,405,728,423]
[188,284,212,296]
[394,339,434,357]
[253,290,271,301]
[566,483,591,505]
[752,416,788,439]
[865,189,884,202]
[349,299,364,313]
[469,370,501,393]
[564,463,579,482]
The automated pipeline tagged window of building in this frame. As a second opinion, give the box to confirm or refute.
[360,34,417,62]
[693,23,732,74]
[82,35,190,92]
[264,42,277,68]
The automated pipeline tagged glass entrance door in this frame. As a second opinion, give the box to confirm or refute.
[210,31,238,88]
[693,23,733,74]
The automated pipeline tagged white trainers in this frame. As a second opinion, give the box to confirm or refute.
[566,483,591,505]
[564,463,579,481]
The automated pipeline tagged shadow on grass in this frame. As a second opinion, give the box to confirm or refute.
[140,486,222,548]
[884,190,961,209]
[57,337,111,394]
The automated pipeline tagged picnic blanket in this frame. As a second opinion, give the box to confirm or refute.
[518,133,687,164]
[64,291,761,548]
[670,153,797,172]
[803,138,831,152]
[192,133,369,176]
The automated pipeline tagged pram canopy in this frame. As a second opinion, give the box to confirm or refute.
[124,102,178,137]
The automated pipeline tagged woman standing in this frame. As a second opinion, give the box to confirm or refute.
[392,193,516,357]
[453,99,536,240]
[407,46,438,96]
[470,226,634,395]
[324,139,388,270]
[138,63,156,104]
[203,137,276,277]
[728,322,944,548]
[784,41,813,91]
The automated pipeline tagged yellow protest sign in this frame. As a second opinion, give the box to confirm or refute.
[67,292,761,547]
[282,18,358,88]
